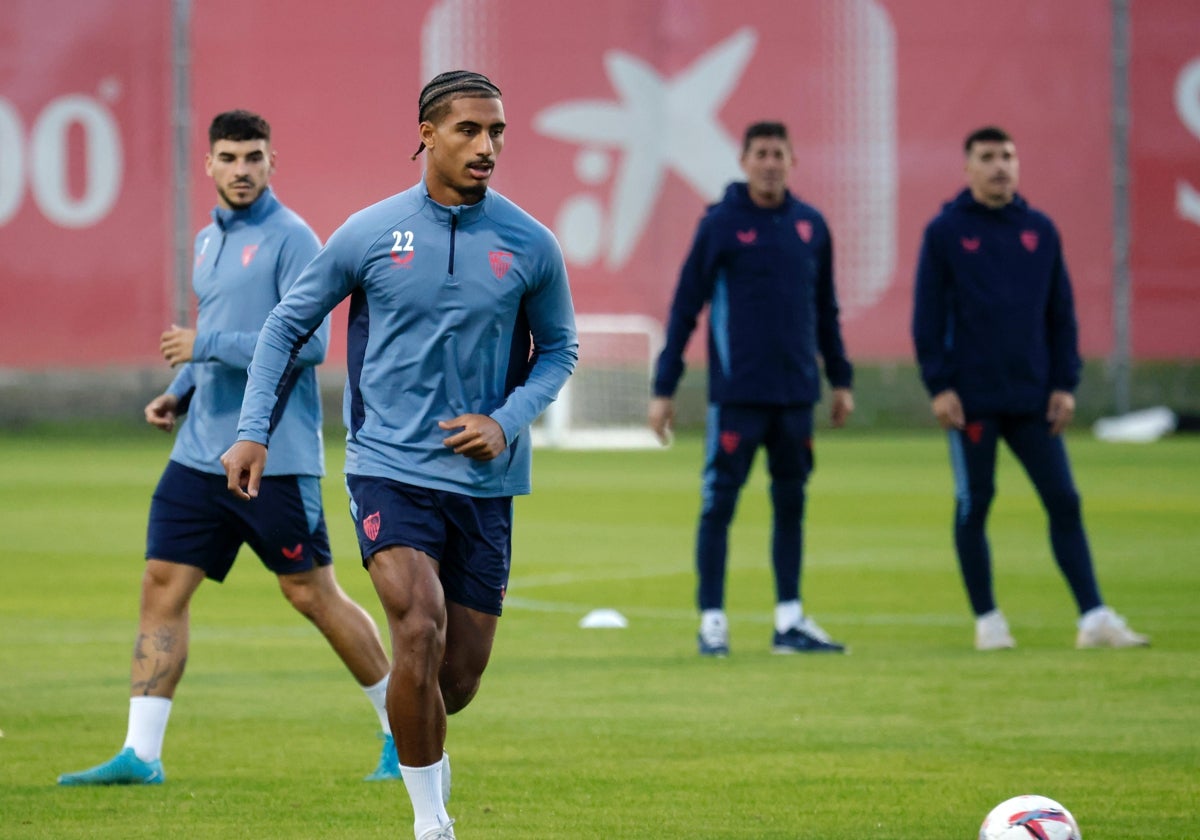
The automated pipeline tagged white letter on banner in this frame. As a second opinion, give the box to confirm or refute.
[1175,58,1200,228]
[0,99,24,226]
[29,94,123,229]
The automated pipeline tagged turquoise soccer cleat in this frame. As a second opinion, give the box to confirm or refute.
[58,747,164,786]
[363,732,401,781]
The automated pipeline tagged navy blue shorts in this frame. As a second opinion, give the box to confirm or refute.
[345,474,513,616]
[146,460,332,582]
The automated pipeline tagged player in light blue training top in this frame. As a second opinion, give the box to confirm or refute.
[58,111,394,789]
[222,73,577,840]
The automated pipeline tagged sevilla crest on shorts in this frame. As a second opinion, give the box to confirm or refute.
[363,510,381,541]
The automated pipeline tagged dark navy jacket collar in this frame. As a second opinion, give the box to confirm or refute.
[211,186,280,231]
[724,181,798,212]
[951,187,1029,219]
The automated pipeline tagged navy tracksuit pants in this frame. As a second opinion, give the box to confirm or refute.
[947,414,1103,617]
[696,404,813,611]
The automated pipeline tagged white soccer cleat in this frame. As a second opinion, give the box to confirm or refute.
[697,612,730,657]
[417,819,455,840]
[1076,606,1149,649]
[975,609,1016,651]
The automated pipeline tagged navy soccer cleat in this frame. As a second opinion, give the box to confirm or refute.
[772,617,846,654]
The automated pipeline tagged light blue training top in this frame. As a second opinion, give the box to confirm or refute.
[236,181,578,497]
[167,188,328,477]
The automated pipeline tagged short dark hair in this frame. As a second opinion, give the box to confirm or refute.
[964,125,1012,154]
[208,110,271,146]
[742,121,790,155]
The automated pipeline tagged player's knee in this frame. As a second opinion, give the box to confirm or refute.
[391,611,446,660]
[441,674,482,715]
[279,574,324,618]
[770,479,805,517]
[440,660,485,714]
[955,488,994,527]
[1042,488,1082,523]
[700,487,738,524]
[140,560,198,614]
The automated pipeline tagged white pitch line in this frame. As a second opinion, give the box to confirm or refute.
[503,595,966,627]
[510,561,689,589]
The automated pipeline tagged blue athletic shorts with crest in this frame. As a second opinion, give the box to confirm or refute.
[345,474,513,616]
[146,460,332,582]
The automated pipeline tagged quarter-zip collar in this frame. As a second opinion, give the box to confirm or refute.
[419,182,490,228]
[420,183,491,277]
[211,186,280,232]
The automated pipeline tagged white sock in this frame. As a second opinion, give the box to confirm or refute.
[1078,605,1109,629]
[123,696,172,762]
[400,760,451,835]
[775,600,802,633]
[700,609,726,630]
[362,674,391,734]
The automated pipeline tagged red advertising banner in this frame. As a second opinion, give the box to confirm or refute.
[1129,0,1200,359]
[189,0,1115,364]
[0,0,173,366]
[3,1,1196,368]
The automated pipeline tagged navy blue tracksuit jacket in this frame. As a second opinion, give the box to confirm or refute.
[912,189,1081,416]
[654,182,853,404]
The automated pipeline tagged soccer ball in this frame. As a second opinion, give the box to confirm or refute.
[979,794,1081,839]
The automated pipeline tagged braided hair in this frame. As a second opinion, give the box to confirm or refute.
[412,70,503,160]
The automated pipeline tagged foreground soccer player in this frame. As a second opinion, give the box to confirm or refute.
[222,73,577,840]
[650,121,855,657]
[912,125,1149,651]
[58,111,394,787]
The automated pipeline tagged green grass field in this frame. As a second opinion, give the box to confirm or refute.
[1,429,1197,838]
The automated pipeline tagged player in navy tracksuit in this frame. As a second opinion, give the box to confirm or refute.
[651,121,854,657]
[912,125,1148,651]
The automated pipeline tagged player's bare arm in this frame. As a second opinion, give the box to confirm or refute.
[144,393,180,432]
[931,389,965,430]
[220,440,268,499]
[160,325,197,366]
[439,414,507,461]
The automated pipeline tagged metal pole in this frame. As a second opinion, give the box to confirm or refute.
[172,0,192,326]
[1111,0,1132,413]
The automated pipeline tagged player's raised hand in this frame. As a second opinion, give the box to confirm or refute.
[144,393,179,432]
[439,414,507,461]
[221,440,267,500]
